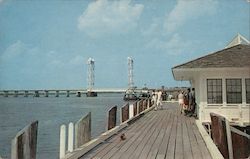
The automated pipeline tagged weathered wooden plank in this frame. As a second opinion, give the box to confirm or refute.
[175,116,184,159]
[156,113,174,159]
[133,101,138,116]
[146,112,170,159]
[75,112,91,149]
[11,121,38,159]
[182,116,193,159]
[143,100,147,110]
[165,115,178,159]
[139,100,143,113]
[210,113,229,159]
[88,112,157,159]
[191,119,212,159]
[231,126,250,159]
[121,103,129,123]
[79,102,212,159]
[186,118,203,159]
[113,112,164,159]
[107,106,117,130]
[126,111,165,159]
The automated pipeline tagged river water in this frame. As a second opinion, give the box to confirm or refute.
[0,93,126,159]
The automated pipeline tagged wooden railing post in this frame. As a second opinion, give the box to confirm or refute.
[121,103,129,123]
[210,113,229,159]
[11,121,38,159]
[59,124,66,159]
[68,122,74,152]
[107,106,117,130]
[139,100,143,113]
[129,103,134,119]
[74,112,91,149]
[133,101,138,116]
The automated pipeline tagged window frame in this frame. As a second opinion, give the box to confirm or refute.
[226,79,242,104]
[246,78,250,104]
[207,79,222,104]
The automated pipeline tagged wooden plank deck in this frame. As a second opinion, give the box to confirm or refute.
[80,102,212,159]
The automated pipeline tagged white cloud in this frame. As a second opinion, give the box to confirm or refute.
[77,0,144,37]
[146,33,191,55]
[0,41,26,60]
[164,0,218,33]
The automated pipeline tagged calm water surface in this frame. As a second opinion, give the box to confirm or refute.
[0,93,126,159]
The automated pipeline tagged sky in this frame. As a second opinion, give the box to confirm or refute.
[0,0,249,90]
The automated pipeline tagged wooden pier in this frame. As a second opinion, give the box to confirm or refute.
[77,102,212,159]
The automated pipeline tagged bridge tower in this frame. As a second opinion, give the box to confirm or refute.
[86,58,97,97]
[123,57,137,101]
[127,57,134,88]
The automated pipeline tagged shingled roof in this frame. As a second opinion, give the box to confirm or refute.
[172,44,250,69]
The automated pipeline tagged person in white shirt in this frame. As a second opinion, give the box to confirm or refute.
[178,91,184,114]
[156,91,163,110]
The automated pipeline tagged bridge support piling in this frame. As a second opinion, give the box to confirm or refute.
[66,91,70,97]
[55,91,59,97]
[14,91,18,97]
[34,91,39,97]
[4,91,8,97]
[45,90,49,97]
[24,91,29,97]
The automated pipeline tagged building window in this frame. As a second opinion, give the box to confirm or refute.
[226,79,242,104]
[207,79,222,104]
[246,79,250,104]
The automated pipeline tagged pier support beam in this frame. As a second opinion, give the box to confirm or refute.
[66,91,70,97]
[34,91,39,97]
[55,91,59,97]
[24,91,29,97]
[45,90,49,97]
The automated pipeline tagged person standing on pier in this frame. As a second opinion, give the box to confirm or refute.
[178,91,184,114]
[152,90,157,110]
[190,88,196,117]
[156,90,163,110]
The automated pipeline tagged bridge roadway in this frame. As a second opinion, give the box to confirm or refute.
[79,102,212,159]
[0,88,127,97]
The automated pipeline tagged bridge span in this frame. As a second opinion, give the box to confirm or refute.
[0,88,127,97]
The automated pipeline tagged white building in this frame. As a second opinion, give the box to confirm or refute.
[172,34,250,126]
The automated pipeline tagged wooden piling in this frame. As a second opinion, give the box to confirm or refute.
[75,112,91,148]
[107,106,117,130]
[11,121,38,159]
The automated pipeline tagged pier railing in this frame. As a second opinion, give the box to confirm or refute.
[210,113,250,159]
[61,98,154,159]
[11,121,38,159]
